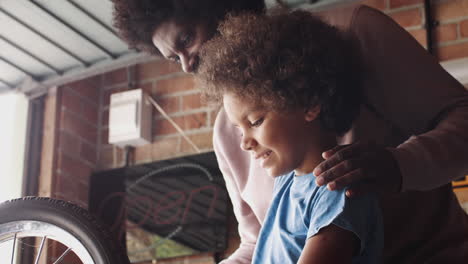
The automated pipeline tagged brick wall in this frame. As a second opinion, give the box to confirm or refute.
[39,77,101,209]
[99,61,216,170]
[362,0,468,62]
[38,0,468,263]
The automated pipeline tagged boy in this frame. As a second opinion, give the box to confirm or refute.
[196,10,383,263]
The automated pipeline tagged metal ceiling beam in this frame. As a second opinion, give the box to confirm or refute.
[0,78,14,90]
[66,0,120,38]
[0,35,62,75]
[29,0,117,59]
[0,7,88,67]
[0,55,37,80]
[19,52,153,98]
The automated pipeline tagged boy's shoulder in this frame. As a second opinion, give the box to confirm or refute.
[274,172,346,202]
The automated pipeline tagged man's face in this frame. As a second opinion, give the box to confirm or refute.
[223,93,320,177]
[152,19,214,73]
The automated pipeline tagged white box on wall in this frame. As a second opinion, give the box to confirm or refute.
[108,89,152,147]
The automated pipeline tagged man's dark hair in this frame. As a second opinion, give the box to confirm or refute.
[197,9,364,135]
[111,0,265,54]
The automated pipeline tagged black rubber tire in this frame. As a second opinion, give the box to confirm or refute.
[0,196,130,264]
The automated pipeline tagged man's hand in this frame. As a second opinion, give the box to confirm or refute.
[313,141,402,197]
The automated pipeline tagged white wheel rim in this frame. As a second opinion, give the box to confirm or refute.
[0,220,95,263]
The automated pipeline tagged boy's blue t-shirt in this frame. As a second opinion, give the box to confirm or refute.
[252,171,383,264]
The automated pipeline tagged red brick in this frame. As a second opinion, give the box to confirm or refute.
[153,116,182,135]
[360,0,386,10]
[150,137,180,160]
[136,59,181,80]
[154,112,207,136]
[153,96,180,116]
[180,131,214,154]
[58,131,80,155]
[182,93,203,111]
[155,75,195,95]
[81,101,99,125]
[461,19,468,38]
[437,41,468,61]
[433,0,468,22]
[54,174,79,200]
[134,144,152,164]
[80,142,97,165]
[434,23,458,43]
[389,0,422,9]
[54,174,89,208]
[103,68,128,87]
[138,82,154,96]
[388,8,423,28]
[408,28,427,48]
[98,146,124,169]
[67,76,101,103]
[101,128,109,145]
[57,154,93,179]
[61,88,81,115]
[183,112,207,130]
[102,109,109,126]
[60,110,98,144]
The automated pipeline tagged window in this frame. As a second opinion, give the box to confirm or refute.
[0,92,28,202]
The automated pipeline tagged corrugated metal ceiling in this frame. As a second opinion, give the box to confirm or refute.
[0,0,347,98]
[0,0,151,97]
[2,0,463,98]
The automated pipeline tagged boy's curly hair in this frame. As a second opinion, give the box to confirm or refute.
[197,9,363,135]
[111,0,265,54]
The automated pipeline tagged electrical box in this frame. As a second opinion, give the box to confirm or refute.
[108,89,152,147]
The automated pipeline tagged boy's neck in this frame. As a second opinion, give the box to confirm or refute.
[294,130,337,176]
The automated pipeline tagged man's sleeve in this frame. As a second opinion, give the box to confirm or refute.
[213,109,260,264]
[352,6,468,191]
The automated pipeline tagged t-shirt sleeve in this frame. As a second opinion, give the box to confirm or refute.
[306,188,381,254]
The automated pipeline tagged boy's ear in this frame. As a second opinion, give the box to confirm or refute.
[305,105,320,122]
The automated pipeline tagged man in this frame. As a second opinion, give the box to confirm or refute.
[112,1,468,263]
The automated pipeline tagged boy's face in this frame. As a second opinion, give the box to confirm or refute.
[152,18,214,73]
[223,93,320,177]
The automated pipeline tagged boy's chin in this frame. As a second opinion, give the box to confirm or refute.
[266,168,290,178]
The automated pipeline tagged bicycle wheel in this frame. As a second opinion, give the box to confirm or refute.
[0,197,130,264]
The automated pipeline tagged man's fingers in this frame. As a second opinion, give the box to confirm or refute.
[327,168,364,190]
[315,141,376,176]
[322,144,349,159]
[314,143,368,176]
[316,159,360,186]
[314,146,352,176]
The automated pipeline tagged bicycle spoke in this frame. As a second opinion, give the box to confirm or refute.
[52,247,72,264]
[34,236,47,264]
[10,233,17,264]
